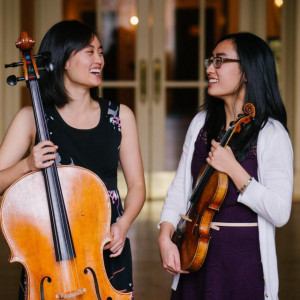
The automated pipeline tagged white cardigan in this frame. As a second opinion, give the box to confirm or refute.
[159,111,293,300]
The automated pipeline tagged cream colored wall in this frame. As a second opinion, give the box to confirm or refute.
[0,0,21,141]
[280,0,299,200]
[0,0,62,142]
[289,0,300,199]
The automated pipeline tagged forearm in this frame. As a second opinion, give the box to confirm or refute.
[226,160,252,193]
[158,221,175,243]
[119,182,145,230]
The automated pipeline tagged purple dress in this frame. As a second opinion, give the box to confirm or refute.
[171,128,264,300]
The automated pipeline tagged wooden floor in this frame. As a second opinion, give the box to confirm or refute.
[0,201,299,299]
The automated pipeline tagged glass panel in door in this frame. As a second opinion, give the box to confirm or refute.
[100,0,137,112]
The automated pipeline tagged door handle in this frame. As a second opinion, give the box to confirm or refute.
[140,59,147,102]
[153,58,161,103]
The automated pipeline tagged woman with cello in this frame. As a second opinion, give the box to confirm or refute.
[0,20,145,298]
[158,32,293,300]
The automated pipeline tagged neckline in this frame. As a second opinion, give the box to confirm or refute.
[51,100,104,131]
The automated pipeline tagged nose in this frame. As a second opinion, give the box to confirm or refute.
[206,63,215,74]
[94,52,104,65]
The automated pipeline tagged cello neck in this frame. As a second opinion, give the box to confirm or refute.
[28,59,76,262]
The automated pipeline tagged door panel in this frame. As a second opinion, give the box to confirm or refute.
[97,0,238,199]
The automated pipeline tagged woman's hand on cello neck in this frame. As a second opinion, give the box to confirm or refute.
[0,106,58,195]
[0,140,58,195]
[26,140,58,171]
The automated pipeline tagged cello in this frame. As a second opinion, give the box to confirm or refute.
[172,103,255,272]
[1,32,132,299]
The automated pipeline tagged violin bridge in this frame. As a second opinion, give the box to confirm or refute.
[56,288,86,299]
[180,214,192,222]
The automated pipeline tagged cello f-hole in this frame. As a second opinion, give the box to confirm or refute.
[84,267,102,300]
[40,276,52,300]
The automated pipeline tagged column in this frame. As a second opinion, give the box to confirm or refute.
[0,0,21,141]
[34,0,63,46]
[239,0,267,39]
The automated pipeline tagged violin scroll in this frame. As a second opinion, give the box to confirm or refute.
[231,103,256,134]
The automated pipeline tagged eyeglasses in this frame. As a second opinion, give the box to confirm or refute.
[204,57,240,69]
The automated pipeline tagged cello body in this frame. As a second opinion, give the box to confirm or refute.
[1,166,132,299]
[1,31,132,299]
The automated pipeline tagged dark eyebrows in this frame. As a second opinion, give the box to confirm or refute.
[215,52,228,57]
[87,44,103,50]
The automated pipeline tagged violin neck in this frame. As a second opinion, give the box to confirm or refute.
[189,126,234,204]
[29,80,76,262]
[219,128,234,147]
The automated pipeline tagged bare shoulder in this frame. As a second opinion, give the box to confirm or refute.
[15,106,35,121]
[119,104,136,123]
[6,106,36,138]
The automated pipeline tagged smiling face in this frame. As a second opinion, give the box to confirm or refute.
[64,35,104,92]
[206,39,246,105]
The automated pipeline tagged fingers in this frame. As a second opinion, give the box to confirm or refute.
[160,243,182,275]
[163,255,184,275]
[104,239,125,257]
[109,247,123,258]
[29,140,58,171]
[211,139,220,148]
[104,222,127,257]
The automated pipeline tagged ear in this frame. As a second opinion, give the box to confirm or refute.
[65,60,70,71]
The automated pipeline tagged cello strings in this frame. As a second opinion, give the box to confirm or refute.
[33,80,81,294]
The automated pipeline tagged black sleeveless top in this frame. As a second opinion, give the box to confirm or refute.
[30,99,134,293]
[44,98,121,191]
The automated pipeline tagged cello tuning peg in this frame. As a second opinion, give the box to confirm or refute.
[34,51,51,60]
[41,51,51,60]
[46,62,54,72]
[38,62,54,73]
[5,61,23,68]
[7,75,25,86]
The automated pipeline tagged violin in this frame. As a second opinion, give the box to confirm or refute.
[1,32,132,299]
[172,103,256,272]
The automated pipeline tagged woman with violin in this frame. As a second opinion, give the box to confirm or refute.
[0,20,145,298]
[158,32,293,300]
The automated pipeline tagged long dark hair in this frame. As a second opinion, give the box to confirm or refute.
[38,20,100,107]
[201,32,288,161]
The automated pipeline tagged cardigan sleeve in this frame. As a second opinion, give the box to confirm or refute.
[238,120,293,227]
[159,112,205,229]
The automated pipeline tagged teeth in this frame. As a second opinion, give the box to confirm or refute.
[209,78,218,83]
[90,68,101,74]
